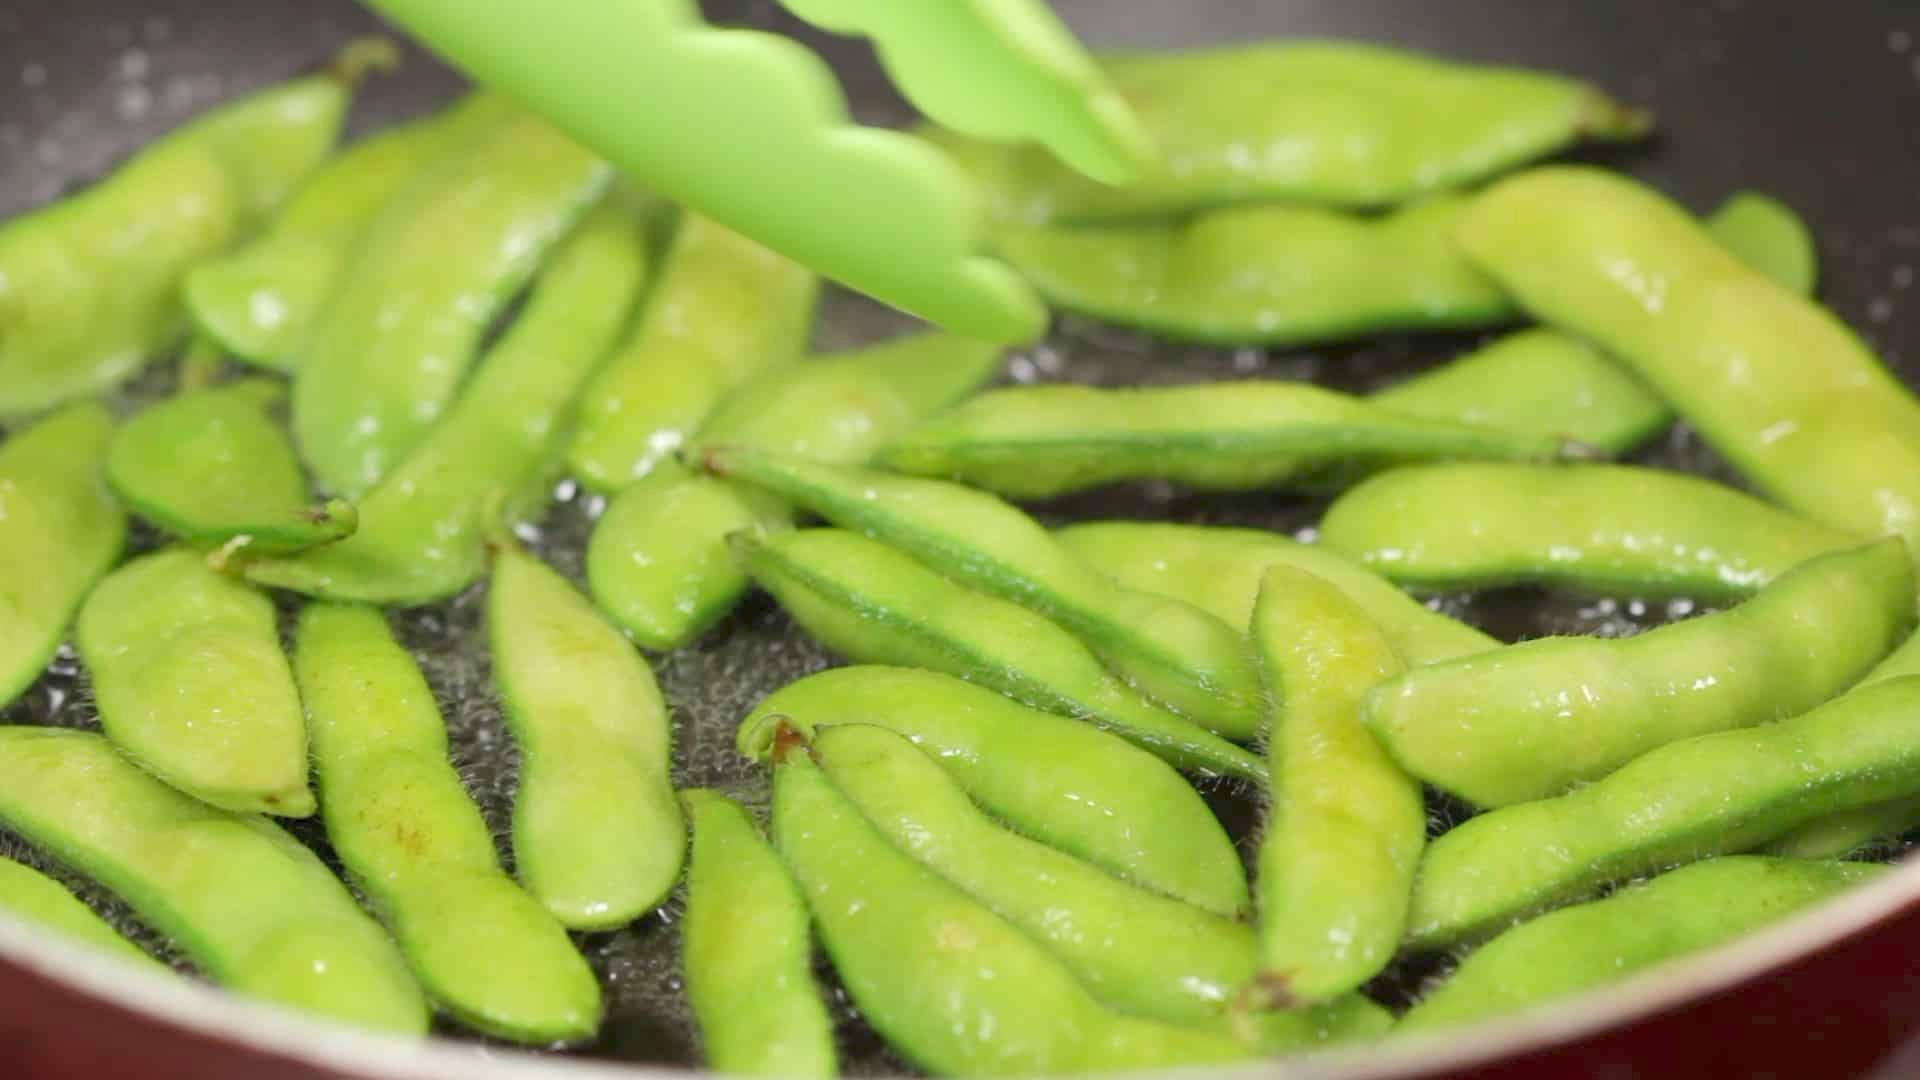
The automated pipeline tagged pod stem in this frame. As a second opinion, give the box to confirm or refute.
[327,36,402,86]
[738,711,819,763]
[1227,971,1299,1046]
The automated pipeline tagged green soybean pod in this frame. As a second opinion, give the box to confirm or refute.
[706,450,1265,740]
[879,381,1562,498]
[768,724,1252,1074]
[293,108,612,495]
[1705,191,1819,299]
[736,665,1248,918]
[809,722,1390,1048]
[107,379,357,558]
[681,789,837,1078]
[0,856,159,968]
[1368,539,1914,808]
[1401,857,1882,1032]
[927,40,1648,224]
[1054,521,1496,667]
[295,602,600,1043]
[1406,675,1920,948]
[1457,166,1920,565]
[77,549,314,817]
[1319,463,1857,601]
[995,195,1513,346]
[1247,566,1424,1007]
[0,40,385,415]
[567,214,819,493]
[489,541,683,929]
[587,333,1003,650]
[1766,630,1920,858]
[0,401,126,708]
[0,726,426,1032]
[732,528,1266,785]
[1371,193,1822,455]
[183,93,506,372]
[247,200,650,604]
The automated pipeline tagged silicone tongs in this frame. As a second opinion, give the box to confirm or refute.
[356,0,1155,344]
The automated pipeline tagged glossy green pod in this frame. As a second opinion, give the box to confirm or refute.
[769,724,1252,1074]
[1457,166,1920,566]
[295,603,600,1043]
[107,379,357,558]
[732,528,1266,784]
[0,402,126,708]
[567,214,818,492]
[247,201,649,604]
[1370,192,1822,455]
[1367,539,1914,808]
[705,450,1265,739]
[880,380,1563,498]
[183,93,505,372]
[997,194,1513,345]
[0,41,382,414]
[681,789,837,1078]
[0,856,159,968]
[1705,191,1818,299]
[1054,521,1496,667]
[489,542,682,930]
[293,107,612,495]
[1319,463,1856,601]
[1400,857,1882,1032]
[738,666,1248,918]
[587,333,1002,650]
[77,549,314,817]
[1767,629,1920,858]
[1406,675,1920,948]
[0,726,425,1032]
[808,722,1387,1046]
[1247,567,1423,1007]
[928,40,1647,224]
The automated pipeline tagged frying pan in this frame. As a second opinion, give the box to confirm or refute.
[3,0,1920,1076]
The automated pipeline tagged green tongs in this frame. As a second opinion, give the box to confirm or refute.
[357,0,1156,344]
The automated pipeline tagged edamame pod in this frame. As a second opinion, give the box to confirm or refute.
[295,603,600,1043]
[732,528,1266,784]
[1457,166,1920,565]
[77,549,313,817]
[1054,521,1496,667]
[107,379,357,558]
[681,789,836,1078]
[737,665,1248,918]
[1320,463,1856,601]
[1766,629,1920,857]
[927,41,1648,223]
[1705,191,1818,299]
[293,107,612,494]
[567,214,818,492]
[706,450,1265,739]
[1370,192,1822,455]
[809,723,1388,1048]
[879,381,1563,498]
[0,402,125,708]
[489,542,682,929]
[0,41,384,414]
[1400,857,1882,1032]
[769,724,1251,1074]
[1247,567,1424,1007]
[0,856,158,968]
[587,333,1002,650]
[996,195,1513,346]
[1368,539,1914,808]
[0,727,425,1032]
[183,93,506,371]
[1406,675,1920,948]
[248,201,649,604]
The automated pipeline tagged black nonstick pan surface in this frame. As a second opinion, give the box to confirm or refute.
[2,0,1919,1072]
